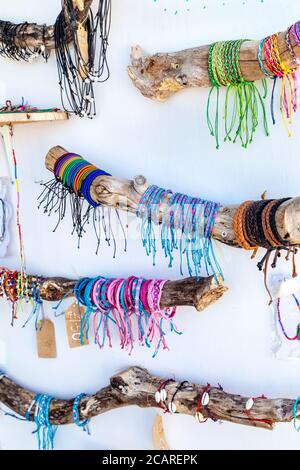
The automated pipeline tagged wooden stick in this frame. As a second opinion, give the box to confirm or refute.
[0,366,297,430]
[0,0,93,51]
[18,271,226,313]
[128,27,299,101]
[45,145,300,248]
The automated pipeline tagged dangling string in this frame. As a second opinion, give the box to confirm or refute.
[136,185,223,281]
[38,152,126,256]
[233,198,299,304]
[207,39,269,148]
[73,275,180,357]
[0,22,49,62]
[25,395,57,451]
[54,0,111,117]
[72,393,91,435]
[259,32,298,136]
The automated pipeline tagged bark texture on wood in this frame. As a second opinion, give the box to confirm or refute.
[0,0,93,51]
[21,272,226,313]
[45,145,300,248]
[128,29,299,101]
[0,366,298,430]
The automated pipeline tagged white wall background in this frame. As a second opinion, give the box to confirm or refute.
[0,0,300,450]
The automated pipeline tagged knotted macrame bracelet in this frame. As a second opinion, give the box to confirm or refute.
[207,39,269,148]
[233,198,299,303]
[136,185,223,281]
[38,152,126,257]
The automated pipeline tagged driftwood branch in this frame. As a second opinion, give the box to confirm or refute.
[0,366,298,430]
[22,272,226,313]
[0,0,93,51]
[128,27,300,101]
[45,146,300,248]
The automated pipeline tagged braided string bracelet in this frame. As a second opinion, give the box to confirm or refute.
[72,393,91,435]
[207,39,269,148]
[137,185,223,281]
[233,198,299,303]
[245,395,273,426]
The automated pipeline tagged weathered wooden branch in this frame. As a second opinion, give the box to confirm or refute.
[0,0,93,51]
[128,27,300,101]
[22,272,226,313]
[0,366,298,430]
[45,146,300,248]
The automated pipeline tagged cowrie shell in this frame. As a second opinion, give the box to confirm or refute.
[195,411,206,423]
[245,398,254,411]
[201,392,210,407]
[155,391,161,404]
[168,402,177,414]
[160,389,167,402]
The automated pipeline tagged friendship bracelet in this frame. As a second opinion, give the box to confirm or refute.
[207,38,269,148]
[137,185,223,281]
[72,393,91,434]
[195,384,211,424]
[38,152,127,256]
[233,199,300,302]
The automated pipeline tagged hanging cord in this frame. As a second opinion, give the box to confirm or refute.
[207,39,269,148]
[54,0,111,117]
[136,185,223,281]
[0,198,6,243]
[0,21,49,62]
[38,152,127,257]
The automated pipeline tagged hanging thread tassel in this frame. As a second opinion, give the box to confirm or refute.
[207,39,269,148]
[38,153,126,257]
[137,185,223,281]
[74,276,180,358]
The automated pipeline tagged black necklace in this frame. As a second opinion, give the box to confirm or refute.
[54,0,111,118]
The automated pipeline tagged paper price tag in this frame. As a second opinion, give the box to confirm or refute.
[65,303,89,348]
[36,319,57,359]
